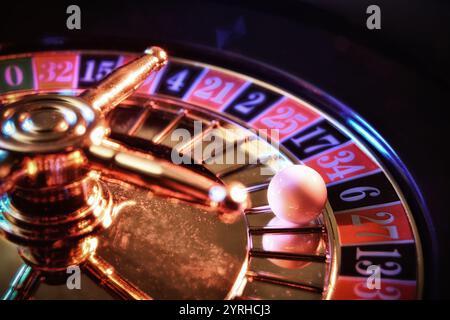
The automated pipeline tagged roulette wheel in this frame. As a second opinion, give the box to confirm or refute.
[0,0,448,301]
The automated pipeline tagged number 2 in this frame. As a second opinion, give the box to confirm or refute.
[234,92,266,114]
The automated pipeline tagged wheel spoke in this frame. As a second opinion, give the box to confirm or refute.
[2,264,41,300]
[83,255,152,300]
[81,47,167,114]
[87,138,247,215]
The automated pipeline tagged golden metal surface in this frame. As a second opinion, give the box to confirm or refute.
[0,47,170,275]
[84,255,152,300]
[81,47,167,114]
[2,264,41,300]
[0,50,338,300]
[95,179,248,299]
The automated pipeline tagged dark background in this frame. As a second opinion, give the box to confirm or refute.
[1,0,449,298]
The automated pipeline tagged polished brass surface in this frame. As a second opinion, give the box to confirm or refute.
[0,50,334,300]
[0,47,169,272]
[2,264,41,300]
[0,96,98,154]
[83,255,152,300]
[81,47,167,114]
[87,138,248,220]
[96,179,248,299]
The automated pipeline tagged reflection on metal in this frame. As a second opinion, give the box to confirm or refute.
[0,48,334,300]
[2,264,41,300]
[0,47,168,273]
[249,226,324,235]
[249,249,326,263]
[88,138,249,220]
[246,270,323,294]
[81,47,167,113]
[83,255,151,300]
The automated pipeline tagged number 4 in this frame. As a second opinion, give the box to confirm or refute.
[166,69,189,92]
